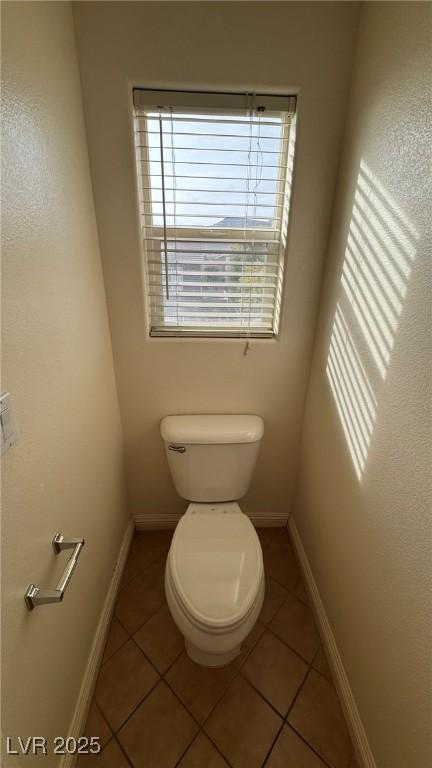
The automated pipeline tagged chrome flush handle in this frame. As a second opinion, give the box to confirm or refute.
[168,444,186,453]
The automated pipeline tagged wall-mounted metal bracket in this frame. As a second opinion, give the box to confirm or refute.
[24,533,85,611]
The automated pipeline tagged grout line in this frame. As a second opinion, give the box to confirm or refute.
[198,671,283,765]
[173,729,234,768]
[94,701,113,741]
[163,531,324,764]
[198,629,265,728]
[286,723,333,768]
[264,622,318,668]
[202,733,235,768]
[113,736,135,768]
[103,605,238,751]
[228,618,327,767]
[237,672,285,721]
[111,612,131,637]
[163,663,231,731]
[100,630,130,667]
[131,645,222,736]
[260,562,300,595]
[281,656,335,768]
[172,731,201,768]
[261,719,286,768]
[125,534,170,574]
[102,637,164,737]
[160,646,185,677]
[96,735,114,756]
[310,644,332,681]
[118,573,136,592]
[292,576,313,608]
[197,673,285,768]
[128,602,165,640]
[115,597,166,640]
[129,633,162,673]
[110,673,162,737]
[203,729,236,768]
[161,622,266,735]
[170,726,201,768]
[201,726,238,768]
[136,549,170,579]
[285,666,312,721]
[311,645,321,664]
[99,635,284,768]
[99,530,347,768]
[161,676,206,731]
[263,565,310,607]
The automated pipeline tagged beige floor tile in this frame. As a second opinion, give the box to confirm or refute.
[266,725,327,767]
[118,680,198,768]
[115,574,164,634]
[83,701,112,746]
[313,645,332,681]
[95,640,159,732]
[166,651,237,723]
[120,560,139,589]
[134,605,183,674]
[242,631,308,715]
[102,617,129,663]
[293,576,310,606]
[256,527,286,545]
[232,620,266,669]
[257,526,288,550]
[204,676,282,768]
[259,530,300,590]
[140,552,167,595]
[178,732,229,768]
[288,670,352,768]
[78,739,130,768]
[87,531,353,768]
[260,577,288,625]
[127,531,172,572]
[269,593,320,662]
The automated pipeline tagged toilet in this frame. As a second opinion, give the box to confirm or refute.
[161,414,265,667]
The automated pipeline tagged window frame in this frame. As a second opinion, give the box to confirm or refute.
[133,91,296,339]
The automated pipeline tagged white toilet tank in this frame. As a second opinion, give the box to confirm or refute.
[161,415,264,502]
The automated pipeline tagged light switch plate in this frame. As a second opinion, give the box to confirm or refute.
[0,392,18,455]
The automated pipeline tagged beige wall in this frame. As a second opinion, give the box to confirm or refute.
[292,3,432,767]
[1,2,129,760]
[73,1,360,525]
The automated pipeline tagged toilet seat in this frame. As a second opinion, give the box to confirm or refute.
[168,505,263,632]
[166,563,264,636]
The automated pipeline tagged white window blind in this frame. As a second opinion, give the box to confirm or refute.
[133,89,296,337]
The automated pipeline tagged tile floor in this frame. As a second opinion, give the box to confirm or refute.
[80,527,357,768]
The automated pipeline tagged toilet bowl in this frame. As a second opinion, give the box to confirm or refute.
[161,414,265,667]
[165,501,264,666]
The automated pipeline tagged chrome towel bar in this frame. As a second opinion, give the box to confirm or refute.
[24,533,85,611]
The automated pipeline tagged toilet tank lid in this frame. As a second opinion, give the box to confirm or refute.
[160,415,264,445]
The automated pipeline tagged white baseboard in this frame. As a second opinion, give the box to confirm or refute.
[61,518,135,768]
[134,511,288,530]
[288,516,376,768]
[134,512,181,530]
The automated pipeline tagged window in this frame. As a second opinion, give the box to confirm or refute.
[133,89,296,337]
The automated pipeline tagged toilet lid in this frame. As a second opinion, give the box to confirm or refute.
[169,511,263,629]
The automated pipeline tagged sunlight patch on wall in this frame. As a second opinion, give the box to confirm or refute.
[326,160,418,479]
[327,305,378,479]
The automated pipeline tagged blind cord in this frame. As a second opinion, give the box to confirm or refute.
[169,106,179,327]
[158,112,170,300]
